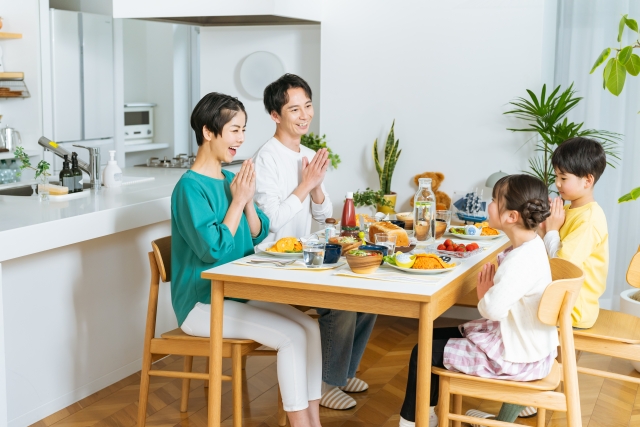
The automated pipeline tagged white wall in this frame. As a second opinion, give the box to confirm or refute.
[320,0,547,216]
[199,25,321,159]
[0,0,43,152]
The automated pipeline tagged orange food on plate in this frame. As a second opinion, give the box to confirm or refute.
[481,227,499,236]
[266,237,302,253]
[412,253,454,270]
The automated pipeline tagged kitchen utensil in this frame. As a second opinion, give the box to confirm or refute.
[0,126,21,152]
[248,259,297,267]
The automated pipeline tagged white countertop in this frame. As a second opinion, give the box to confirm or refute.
[0,167,186,262]
[203,235,510,298]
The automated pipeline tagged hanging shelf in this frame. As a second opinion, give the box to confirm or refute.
[0,73,30,98]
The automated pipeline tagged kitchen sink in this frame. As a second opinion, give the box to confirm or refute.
[0,182,92,196]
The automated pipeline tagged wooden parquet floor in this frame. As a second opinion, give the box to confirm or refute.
[30,315,640,427]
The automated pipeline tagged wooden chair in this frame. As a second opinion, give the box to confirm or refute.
[137,236,286,427]
[572,245,640,385]
[433,258,585,427]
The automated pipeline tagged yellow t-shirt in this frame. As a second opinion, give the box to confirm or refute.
[557,202,609,328]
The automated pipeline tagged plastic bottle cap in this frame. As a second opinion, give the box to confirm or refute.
[346,192,353,198]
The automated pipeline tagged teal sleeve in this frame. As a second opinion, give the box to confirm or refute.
[173,180,235,264]
[252,203,270,246]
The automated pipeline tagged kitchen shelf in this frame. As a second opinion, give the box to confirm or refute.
[0,32,22,39]
[0,149,39,161]
[124,142,170,153]
[0,79,30,98]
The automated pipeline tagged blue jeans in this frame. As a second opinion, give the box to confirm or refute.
[316,309,377,387]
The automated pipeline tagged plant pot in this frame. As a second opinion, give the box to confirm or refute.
[377,193,397,215]
[620,289,640,372]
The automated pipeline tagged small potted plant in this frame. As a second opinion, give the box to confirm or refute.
[352,188,392,215]
[14,146,52,201]
[373,120,401,213]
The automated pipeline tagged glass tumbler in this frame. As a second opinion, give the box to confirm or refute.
[302,241,326,268]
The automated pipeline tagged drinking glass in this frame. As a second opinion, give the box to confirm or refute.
[303,241,325,268]
[375,233,397,253]
[435,210,452,239]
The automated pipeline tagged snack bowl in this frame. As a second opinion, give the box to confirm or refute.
[346,250,384,274]
[386,219,406,229]
[323,244,343,264]
[359,244,389,263]
[395,212,414,230]
[428,243,483,259]
[329,236,363,255]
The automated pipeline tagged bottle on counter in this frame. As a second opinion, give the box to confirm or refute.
[71,152,82,192]
[102,150,122,188]
[324,218,337,243]
[340,192,358,237]
[413,178,436,243]
[59,155,75,191]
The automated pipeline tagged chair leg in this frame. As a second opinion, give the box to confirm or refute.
[204,356,209,388]
[437,377,450,427]
[537,408,546,427]
[232,345,243,427]
[452,394,462,427]
[241,355,247,370]
[137,354,153,427]
[277,386,287,426]
[180,356,193,413]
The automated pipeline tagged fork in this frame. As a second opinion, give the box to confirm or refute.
[249,259,297,267]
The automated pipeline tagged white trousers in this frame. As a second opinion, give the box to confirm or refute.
[181,300,322,411]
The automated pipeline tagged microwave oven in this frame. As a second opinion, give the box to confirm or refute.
[124,103,156,145]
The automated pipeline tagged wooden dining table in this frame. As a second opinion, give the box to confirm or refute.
[201,235,510,426]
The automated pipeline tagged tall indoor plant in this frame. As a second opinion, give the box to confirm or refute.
[504,83,620,190]
[590,13,640,203]
[373,120,401,213]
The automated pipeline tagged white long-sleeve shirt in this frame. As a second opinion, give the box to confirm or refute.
[252,137,333,242]
[478,235,559,363]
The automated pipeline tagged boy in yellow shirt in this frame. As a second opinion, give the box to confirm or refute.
[543,137,609,329]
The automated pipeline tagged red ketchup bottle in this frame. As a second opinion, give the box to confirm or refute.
[341,192,357,236]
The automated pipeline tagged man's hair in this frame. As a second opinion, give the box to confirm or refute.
[190,92,246,146]
[263,74,312,115]
[551,137,607,184]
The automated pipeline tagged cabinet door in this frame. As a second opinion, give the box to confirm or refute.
[51,9,82,142]
[81,13,115,140]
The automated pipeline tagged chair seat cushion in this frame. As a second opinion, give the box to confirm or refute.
[432,360,561,391]
[572,309,640,344]
[160,328,257,344]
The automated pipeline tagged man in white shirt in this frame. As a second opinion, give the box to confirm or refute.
[253,74,377,410]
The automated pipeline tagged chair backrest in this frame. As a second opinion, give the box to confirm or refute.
[538,258,584,326]
[152,236,172,283]
[627,245,640,289]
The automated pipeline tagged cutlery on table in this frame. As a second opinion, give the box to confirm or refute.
[248,259,297,267]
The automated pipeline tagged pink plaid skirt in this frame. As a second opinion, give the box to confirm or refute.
[443,318,556,381]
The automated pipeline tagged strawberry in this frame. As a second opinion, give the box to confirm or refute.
[444,239,453,247]
[437,244,446,250]
[455,246,466,252]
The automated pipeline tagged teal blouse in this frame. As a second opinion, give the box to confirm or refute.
[170,170,269,326]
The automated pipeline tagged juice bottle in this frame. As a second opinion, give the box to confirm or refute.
[341,192,357,235]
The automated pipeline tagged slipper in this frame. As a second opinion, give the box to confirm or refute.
[339,377,369,393]
[465,409,495,427]
[518,406,538,418]
[319,386,356,410]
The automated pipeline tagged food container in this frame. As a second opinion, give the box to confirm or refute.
[323,244,342,264]
[435,219,448,239]
[395,212,413,230]
[427,244,483,259]
[358,244,388,264]
[345,250,384,274]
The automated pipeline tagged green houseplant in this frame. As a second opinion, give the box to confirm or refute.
[352,188,392,210]
[300,133,341,169]
[14,146,52,201]
[504,84,620,189]
[373,120,401,213]
[590,14,640,203]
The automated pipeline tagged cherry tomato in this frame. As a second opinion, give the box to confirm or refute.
[437,244,446,250]
[444,239,453,247]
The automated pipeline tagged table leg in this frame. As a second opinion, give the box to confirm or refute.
[208,280,224,427]
[415,302,433,427]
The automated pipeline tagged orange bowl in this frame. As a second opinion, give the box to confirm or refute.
[345,251,383,274]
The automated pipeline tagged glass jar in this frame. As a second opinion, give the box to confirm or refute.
[324,218,337,243]
[413,178,436,243]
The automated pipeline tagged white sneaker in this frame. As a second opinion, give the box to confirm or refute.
[398,408,438,427]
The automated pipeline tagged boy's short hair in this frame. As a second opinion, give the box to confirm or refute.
[190,92,246,146]
[263,74,312,116]
[551,137,607,183]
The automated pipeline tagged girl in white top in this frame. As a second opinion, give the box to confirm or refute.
[399,174,556,427]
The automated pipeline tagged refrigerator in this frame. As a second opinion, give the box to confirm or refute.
[50,9,115,170]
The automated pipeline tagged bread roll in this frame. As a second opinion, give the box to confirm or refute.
[368,221,410,247]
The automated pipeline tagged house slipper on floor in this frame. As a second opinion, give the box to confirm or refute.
[465,409,495,427]
[518,406,538,418]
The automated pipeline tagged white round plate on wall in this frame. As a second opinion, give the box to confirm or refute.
[240,51,285,99]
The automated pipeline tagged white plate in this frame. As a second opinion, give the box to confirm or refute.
[447,228,505,240]
[384,262,457,274]
[255,241,304,258]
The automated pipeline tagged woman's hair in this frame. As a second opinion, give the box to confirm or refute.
[190,92,247,146]
[492,174,551,230]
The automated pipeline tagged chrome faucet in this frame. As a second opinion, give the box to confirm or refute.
[73,145,101,190]
[37,136,102,190]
